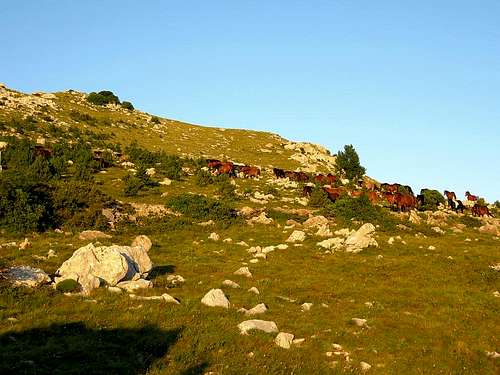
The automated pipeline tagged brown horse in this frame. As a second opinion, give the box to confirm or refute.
[324,187,343,202]
[444,190,457,200]
[465,191,478,201]
[216,162,234,176]
[471,204,493,217]
[395,193,416,212]
[240,166,260,178]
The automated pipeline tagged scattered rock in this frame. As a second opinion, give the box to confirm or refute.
[116,279,152,292]
[432,226,445,234]
[286,230,306,243]
[201,289,230,308]
[301,302,313,311]
[79,230,112,241]
[428,245,436,250]
[18,238,32,250]
[234,267,252,278]
[303,216,329,229]
[486,351,500,359]
[360,361,372,371]
[222,279,241,289]
[315,224,332,237]
[247,212,274,225]
[351,318,368,327]
[1,266,50,288]
[159,177,172,186]
[248,287,260,295]
[275,332,294,349]
[238,319,278,335]
[166,274,185,286]
[208,232,220,241]
[344,223,378,253]
[409,210,421,224]
[130,293,179,304]
[490,263,500,272]
[239,303,268,316]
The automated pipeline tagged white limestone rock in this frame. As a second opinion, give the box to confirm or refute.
[201,288,230,308]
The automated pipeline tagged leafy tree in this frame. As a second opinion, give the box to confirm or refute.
[334,144,366,183]
[87,91,120,106]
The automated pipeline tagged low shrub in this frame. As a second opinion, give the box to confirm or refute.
[195,169,214,186]
[327,194,396,230]
[165,194,238,224]
[308,187,331,208]
[69,110,96,124]
[56,279,80,293]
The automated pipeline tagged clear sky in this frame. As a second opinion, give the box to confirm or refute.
[2,1,499,201]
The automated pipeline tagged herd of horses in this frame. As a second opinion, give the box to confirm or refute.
[205,159,494,217]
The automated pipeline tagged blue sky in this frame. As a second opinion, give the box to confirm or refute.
[2,1,499,201]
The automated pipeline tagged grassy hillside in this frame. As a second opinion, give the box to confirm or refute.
[0,85,499,375]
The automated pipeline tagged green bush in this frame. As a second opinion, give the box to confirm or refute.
[56,279,80,293]
[216,178,237,200]
[420,189,445,211]
[151,116,161,124]
[159,155,182,180]
[327,194,395,230]
[165,194,238,224]
[121,101,134,110]
[195,169,214,186]
[123,174,144,196]
[87,91,120,106]
[334,144,366,183]
[308,187,331,208]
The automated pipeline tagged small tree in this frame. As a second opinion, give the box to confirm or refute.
[121,101,134,110]
[334,144,366,183]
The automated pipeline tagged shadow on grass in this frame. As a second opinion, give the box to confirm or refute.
[0,322,181,375]
[148,265,176,279]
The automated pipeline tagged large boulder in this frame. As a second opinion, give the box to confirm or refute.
[1,266,50,288]
[56,241,154,294]
[275,332,295,349]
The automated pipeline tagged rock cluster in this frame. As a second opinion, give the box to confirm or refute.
[317,223,378,253]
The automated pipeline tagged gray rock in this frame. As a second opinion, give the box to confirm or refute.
[234,267,252,278]
[286,230,306,243]
[201,288,230,308]
[116,279,153,292]
[2,266,50,288]
[344,223,378,253]
[239,303,268,316]
[131,235,152,252]
[238,319,278,335]
[275,332,295,349]
[79,230,112,241]
[222,279,241,289]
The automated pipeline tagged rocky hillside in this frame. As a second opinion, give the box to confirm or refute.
[0,83,337,173]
